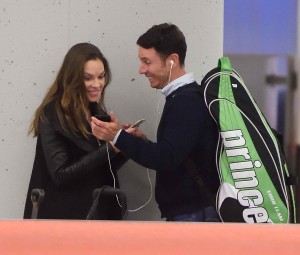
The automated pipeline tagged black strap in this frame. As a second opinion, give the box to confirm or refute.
[86,186,127,220]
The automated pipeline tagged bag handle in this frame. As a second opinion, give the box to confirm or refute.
[218,57,232,72]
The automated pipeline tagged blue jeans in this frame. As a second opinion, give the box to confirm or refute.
[167,207,220,222]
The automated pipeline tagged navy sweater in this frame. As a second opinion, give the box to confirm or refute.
[116,82,219,218]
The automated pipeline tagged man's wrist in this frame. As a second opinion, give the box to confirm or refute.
[112,129,122,145]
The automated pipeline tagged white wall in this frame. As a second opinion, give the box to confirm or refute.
[0,0,223,220]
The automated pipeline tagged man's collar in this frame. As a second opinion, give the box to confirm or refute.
[161,72,195,97]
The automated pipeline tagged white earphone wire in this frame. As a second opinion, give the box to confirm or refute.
[105,141,153,213]
[101,70,169,214]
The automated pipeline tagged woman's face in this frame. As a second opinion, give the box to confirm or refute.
[84,59,105,102]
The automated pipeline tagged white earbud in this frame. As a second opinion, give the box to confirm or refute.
[168,60,174,84]
[170,60,174,69]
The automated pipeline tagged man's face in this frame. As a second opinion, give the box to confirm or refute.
[138,47,170,89]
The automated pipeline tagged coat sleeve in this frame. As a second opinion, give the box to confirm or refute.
[38,118,127,187]
[115,93,206,171]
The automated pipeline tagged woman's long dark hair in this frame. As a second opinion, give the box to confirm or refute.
[28,43,112,138]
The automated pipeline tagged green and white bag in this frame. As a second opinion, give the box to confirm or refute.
[200,57,296,223]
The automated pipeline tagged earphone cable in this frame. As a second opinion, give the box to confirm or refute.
[105,141,153,212]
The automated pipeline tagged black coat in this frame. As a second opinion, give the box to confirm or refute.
[23,103,127,219]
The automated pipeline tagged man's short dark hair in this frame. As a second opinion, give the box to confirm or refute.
[137,23,187,66]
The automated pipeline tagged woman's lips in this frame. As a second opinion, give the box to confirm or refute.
[88,90,100,95]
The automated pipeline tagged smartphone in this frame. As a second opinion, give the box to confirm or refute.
[94,114,111,122]
[130,119,145,128]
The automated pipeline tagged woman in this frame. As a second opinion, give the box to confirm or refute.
[23,43,127,220]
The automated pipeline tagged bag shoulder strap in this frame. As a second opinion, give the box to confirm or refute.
[218,57,232,72]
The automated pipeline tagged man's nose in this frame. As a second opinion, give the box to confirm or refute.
[139,64,147,74]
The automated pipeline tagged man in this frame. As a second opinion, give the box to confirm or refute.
[91,23,219,222]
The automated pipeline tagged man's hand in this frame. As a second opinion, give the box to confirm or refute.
[126,127,147,140]
[91,112,121,141]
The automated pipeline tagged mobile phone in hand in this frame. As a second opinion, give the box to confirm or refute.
[130,119,145,128]
[94,114,111,122]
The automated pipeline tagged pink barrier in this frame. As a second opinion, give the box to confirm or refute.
[0,220,299,254]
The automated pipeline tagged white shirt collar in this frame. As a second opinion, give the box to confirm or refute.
[161,72,195,97]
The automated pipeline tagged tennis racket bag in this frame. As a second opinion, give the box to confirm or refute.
[200,57,296,223]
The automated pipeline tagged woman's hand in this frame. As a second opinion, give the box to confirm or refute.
[91,111,121,141]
